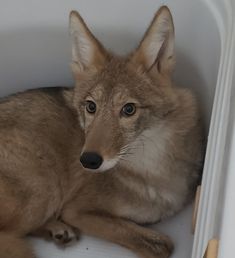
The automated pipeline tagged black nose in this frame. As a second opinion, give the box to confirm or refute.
[80,152,103,169]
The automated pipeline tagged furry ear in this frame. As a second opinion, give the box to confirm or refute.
[132,6,175,76]
[69,11,107,75]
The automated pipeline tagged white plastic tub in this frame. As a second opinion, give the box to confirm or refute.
[0,1,234,258]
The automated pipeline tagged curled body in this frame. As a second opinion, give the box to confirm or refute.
[0,6,204,258]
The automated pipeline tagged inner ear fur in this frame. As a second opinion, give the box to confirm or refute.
[70,10,108,77]
[131,6,175,77]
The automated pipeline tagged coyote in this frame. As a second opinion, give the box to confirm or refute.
[0,6,204,258]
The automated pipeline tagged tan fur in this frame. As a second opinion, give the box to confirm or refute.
[0,6,204,258]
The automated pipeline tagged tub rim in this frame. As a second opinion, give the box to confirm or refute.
[192,0,235,258]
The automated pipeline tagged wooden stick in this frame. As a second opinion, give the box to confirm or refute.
[192,185,201,234]
[203,239,219,258]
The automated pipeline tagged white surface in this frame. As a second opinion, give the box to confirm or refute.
[192,1,235,258]
[31,206,193,258]
[0,0,220,128]
[0,0,230,258]
[212,1,235,257]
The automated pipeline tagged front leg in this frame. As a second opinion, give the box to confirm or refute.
[62,210,173,258]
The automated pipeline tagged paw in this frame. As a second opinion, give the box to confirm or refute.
[48,223,80,247]
[141,234,174,258]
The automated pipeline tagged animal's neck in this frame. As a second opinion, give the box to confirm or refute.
[121,124,171,177]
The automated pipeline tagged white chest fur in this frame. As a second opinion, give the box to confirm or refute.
[117,125,185,223]
[123,125,171,176]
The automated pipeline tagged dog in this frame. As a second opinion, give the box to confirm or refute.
[0,6,204,258]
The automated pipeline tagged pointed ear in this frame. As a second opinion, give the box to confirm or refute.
[69,11,107,76]
[131,6,175,76]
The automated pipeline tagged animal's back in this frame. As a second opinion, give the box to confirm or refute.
[0,87,81,234]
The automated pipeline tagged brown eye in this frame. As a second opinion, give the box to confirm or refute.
[121,103,136,117]
[86,101,96,114]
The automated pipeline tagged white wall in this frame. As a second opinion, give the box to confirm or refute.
[0,0,220,129]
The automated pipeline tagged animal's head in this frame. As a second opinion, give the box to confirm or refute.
[70,6,177,172]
